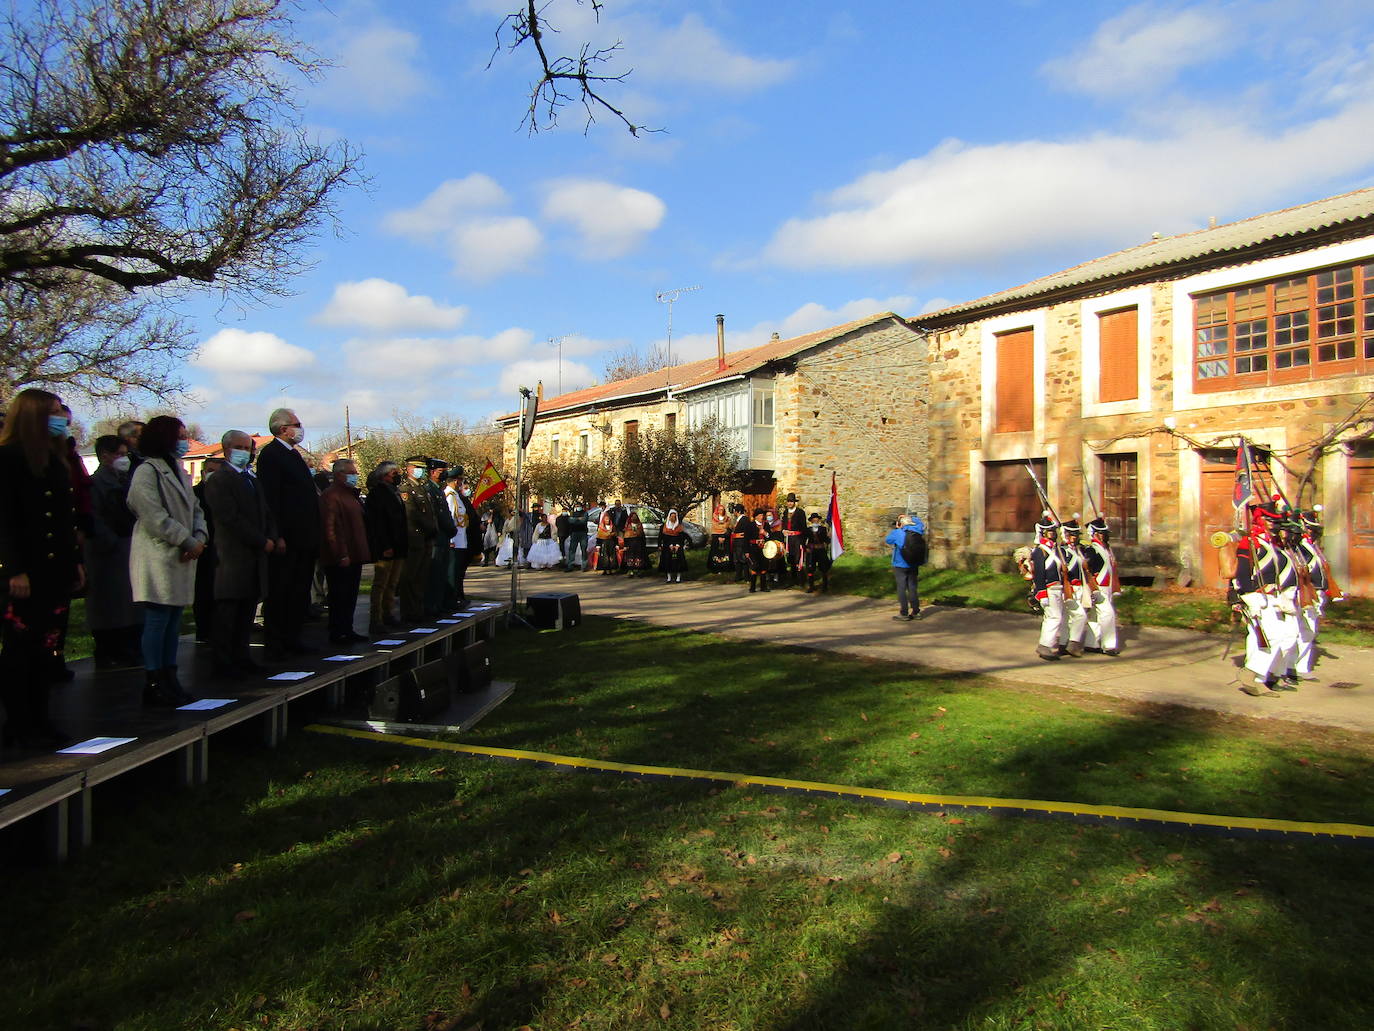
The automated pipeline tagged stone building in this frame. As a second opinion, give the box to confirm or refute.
[910,189,1374,593]
[498,312,928,553]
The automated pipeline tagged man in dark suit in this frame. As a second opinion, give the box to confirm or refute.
[204,431,280,677]
[255,408,321,655]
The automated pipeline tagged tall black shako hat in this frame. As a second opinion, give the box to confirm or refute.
[1059,516,1082,542]
[1035,510,1058,538]
[1087,516,1110,540]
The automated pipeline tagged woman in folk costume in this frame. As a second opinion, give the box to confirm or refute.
[802,511,832,593]
[495,505,523,567]
[621,508,649,576]
[1082,516,1120,655]
[595,507,619,574]
[527,510,563,569]
[708,504,734,572]
[659,508,689,582]
[763,507,787,585]
[746,508,771,593]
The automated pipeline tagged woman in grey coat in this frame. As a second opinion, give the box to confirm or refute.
[127,416,206,706]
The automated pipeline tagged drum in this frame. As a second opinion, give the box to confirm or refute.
[762,539,781,560]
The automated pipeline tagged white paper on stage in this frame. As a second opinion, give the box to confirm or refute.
[177,698,234,711]
[60,736,137,755]
[436,619,461,624]
[324,654,364,662]
[408,627,438,634]
[268,671,314,681]
[373,639,406,646]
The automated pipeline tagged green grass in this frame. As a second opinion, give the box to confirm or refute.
[5,618,1374,1030]
[700,556,1374,647]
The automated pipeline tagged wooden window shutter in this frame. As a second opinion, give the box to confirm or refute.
[1098,306,1139,403]
[994,329,1034,433]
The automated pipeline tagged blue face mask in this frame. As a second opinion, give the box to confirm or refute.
[47,415,69,438]
[411,467,426,480]
[345,473,359,488]
[227,448,252,470]
[175,439,190,458]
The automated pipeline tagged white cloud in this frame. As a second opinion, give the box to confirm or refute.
[448,216,544,280]
[762,98,1374,271]
[381,174,509,239]
[314,279,468,332]
[664,297,918,362]
[542,179,666,258]
[319,22,428,113]
[498,357,596,396]
[344,327,535,379]
[632,14,796,90]
[1043,4,1231,97]
[191,329,317,393]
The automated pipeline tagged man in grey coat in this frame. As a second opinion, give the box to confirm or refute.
[204,431,281,678]
[85,435,142,669]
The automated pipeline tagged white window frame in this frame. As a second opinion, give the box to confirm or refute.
[1081,286,1152,417]
[979,309,1046,458]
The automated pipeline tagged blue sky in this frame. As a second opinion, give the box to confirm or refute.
[156,0,1374,443]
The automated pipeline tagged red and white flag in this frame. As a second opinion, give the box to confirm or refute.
[827,471,845,561]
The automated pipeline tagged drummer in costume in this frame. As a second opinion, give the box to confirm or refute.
[1029,512,1068,661]
[730,503,750,581]
[745,508,771,593]
[764,508,787,586]
[622,508,649,576]
[1231,500,1301,695]
[803,511,832,593]
[707,504,734,573]
[1082,516,1120,655]
[659,508,688,583]
[780,493,807,587]
[1290,508,1332,683]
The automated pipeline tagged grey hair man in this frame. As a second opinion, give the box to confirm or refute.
[256,407,320,655]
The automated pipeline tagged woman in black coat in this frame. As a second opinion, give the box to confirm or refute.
[0,388,84,748]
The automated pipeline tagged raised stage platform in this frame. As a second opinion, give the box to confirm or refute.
[0,598,512,862]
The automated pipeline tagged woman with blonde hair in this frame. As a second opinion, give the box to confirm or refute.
[127,415,206,706]
[0,387,85,748]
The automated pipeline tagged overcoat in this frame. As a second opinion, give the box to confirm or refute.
[84,465,138,630]
[127,457,207,606]
[204,467,276,601]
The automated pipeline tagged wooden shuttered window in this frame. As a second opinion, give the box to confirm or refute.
[985,459,1045,533]
[1098,306,1139,403]
[994,329,1034,433]
[1099,453,1138,543]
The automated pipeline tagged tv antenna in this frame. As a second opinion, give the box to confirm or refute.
[655,284,701,366]
[549,333,575,395]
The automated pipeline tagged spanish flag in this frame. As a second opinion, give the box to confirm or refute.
[470,459,507,507]
[827,471,845,561]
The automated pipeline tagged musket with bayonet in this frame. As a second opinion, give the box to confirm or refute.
[1025,462,1073,595]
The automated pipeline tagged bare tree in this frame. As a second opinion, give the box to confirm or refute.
[491,0,655,136]
[601,340,673,383]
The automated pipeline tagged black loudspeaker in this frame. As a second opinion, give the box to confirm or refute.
[367,661,452,722]
[527,592,581,630]
[455,640,492,694]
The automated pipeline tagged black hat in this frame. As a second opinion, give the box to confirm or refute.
[1299,506,1323,531]
[1059,517,1082,539]
[1034,510,1058,537]
[427,457,449,470]
[444,467,464,482]
[808,512,822,522]
[785,493,797,503]
[1087,516,1110,537]
[404,455,428,466]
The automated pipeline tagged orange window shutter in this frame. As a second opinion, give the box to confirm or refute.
[1098,307,1139,403]
[995,329,1034,432]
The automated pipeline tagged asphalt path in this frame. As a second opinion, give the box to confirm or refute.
[467,564,1374,735]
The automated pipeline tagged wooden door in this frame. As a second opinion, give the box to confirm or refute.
[1349,449,1374,595]
[1199,457,1237,589]
[739,470,777,515]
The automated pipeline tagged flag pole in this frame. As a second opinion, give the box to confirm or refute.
[508,389,529,624]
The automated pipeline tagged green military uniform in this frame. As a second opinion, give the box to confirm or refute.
[398,457,437,621]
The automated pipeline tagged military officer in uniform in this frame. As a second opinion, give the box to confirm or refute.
[1029,513,1067,661]
[1291,508,1332,683]
[1082,516,1120,655]
[1055,518,1091,657]
[1232,501,1300,695]
[398,456,437,621]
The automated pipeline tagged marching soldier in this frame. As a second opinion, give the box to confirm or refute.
[1055,518,1091,657]
[1232,501,1300,695]
[1291,508,1332,683]
[398,456,437,621]
[1029,513,1068,661]
[780,492,807,586]
[1082,516,1120,655]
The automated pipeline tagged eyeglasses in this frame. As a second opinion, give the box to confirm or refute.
[284,422,302,428]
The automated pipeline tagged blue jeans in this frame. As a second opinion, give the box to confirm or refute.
[565,534,589,567]
[893,568,920,616]
[141,603,183,670]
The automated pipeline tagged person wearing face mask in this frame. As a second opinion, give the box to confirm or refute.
[203,431,280,678]
[444,467,484,605]
[745,508,771,593]
[363,461,408,633]
[0,388,85,749]
[84,435,143,670]
[256,407,322,656]
[319,458,371,643]
[127,415,206,705]
[192,457,226,644]
[397,455,437,621]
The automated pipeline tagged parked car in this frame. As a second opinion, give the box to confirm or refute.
[586,504,707,549]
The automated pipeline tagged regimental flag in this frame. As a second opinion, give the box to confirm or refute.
[827,471,845,561]
[470,459,507,507]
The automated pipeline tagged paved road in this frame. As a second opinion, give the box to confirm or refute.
[467,566,1374,735]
